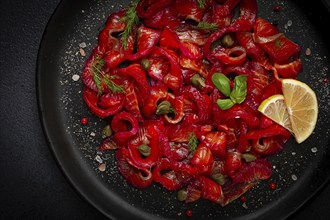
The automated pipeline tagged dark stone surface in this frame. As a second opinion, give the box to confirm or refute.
[0,0,329,219]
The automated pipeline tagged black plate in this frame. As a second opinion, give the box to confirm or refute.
[37,0,330,219]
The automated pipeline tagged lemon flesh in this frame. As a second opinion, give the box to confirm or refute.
[281,79,318,143]
[258,79,318,144]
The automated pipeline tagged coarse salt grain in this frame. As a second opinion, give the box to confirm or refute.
[305,48,311,56]
[287,20,292,27]
[79,42,87,48]
[242,202,248,209]
[79,48,86,57]
[90,132,96,137]
[98,163,106,172]
[311,147,318,153]
[291,174,297,181]
[95,155,103,163]
[72,74,80,81]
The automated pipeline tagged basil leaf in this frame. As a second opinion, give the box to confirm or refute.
[230,75,248,104]
[212,73,231,97]
[216,99,235,110]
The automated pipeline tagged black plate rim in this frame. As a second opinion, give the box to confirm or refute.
[36,0,330,219]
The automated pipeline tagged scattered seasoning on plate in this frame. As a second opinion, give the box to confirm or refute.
[98,163,106,172]
[311,147,318,153]
[240,195,247,202]
[305,48,311,56]
[186,210,193,217]
[269,182,277,190]
[273,5,281,12]
[90,132,96,137]
[79,42,87,48]
[272,20,279,27]
[72,74,80,81]
[81,117,88,125]
[291,174,298,181]
[95,155,103,163]
[242,202,248,209]
[322,76,329,84]
[79,48,86,57]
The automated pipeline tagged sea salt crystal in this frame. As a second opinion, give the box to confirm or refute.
[90,132,96,137]
[95,155,103,163]
[79,48,86,57]
[79,42,87,48]
[287,20,292,27]
[291,174,297,181]
[72,74,80,81]
[242,202,248,209]
[291,152,296,156]
[98,163,106,172]
[311,147,318,153]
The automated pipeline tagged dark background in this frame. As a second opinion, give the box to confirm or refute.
[1,0,329,219]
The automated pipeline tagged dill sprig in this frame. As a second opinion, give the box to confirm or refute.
[197,0,207,9]
[104,75,125,94]
[121,0,140,49]
[92,58,105,95]
[91,57,124,95]
[197,22,219,31]
[187,132,199,153]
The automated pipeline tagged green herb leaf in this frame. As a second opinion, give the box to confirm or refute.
[216,99,235,110]
[197,22,218,31]
[91,57,124,95]
[93,72,103,96]
[92,57,106,95]
[104,75,125,94]
[212,73,231,97]
[197,0,207,9]
[187,132,199,153]
[230,75,248,104]
[121,0,139,49]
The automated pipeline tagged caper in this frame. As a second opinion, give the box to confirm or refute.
[141,59,151,70]
[242,153,257,162]
[102,125,112,138]
[190,74,206,89]
[177,189,187,202]
[156,100,172,115]
[211,173,226,185]
[138,144,151,157]
[221,34,234,48]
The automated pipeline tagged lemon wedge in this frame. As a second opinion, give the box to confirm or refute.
[258,94,293,132]
[258,79,318,143]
